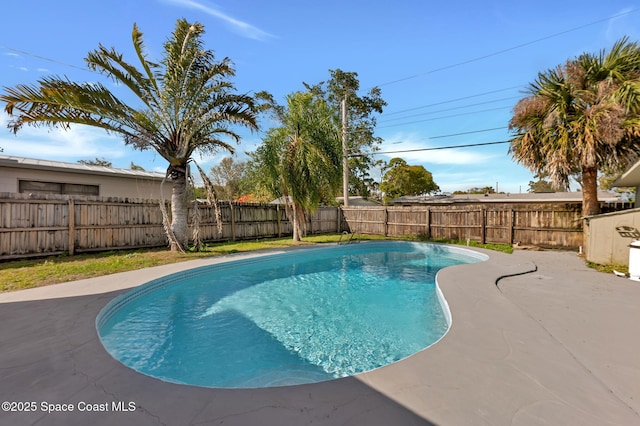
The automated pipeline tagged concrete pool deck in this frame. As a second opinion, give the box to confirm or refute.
[0,245,639,425]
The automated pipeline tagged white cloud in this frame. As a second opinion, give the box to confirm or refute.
[162,0,274,41]
[0,111,126,160]
[238,136,262,155]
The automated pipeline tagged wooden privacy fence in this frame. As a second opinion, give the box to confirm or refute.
[2,192,629,260]
[0,193,341,260]
[342,204,586,249]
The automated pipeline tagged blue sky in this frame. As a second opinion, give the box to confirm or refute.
[1,0,639,193]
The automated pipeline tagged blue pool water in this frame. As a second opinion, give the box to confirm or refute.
[97,241,486,388]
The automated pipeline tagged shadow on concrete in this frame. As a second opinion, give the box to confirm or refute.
[0,291,437,426]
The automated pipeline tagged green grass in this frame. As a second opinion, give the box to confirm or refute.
[416,236,514,254]
[0,233,509,293]
[586,261,628,275]
[0,234,380,292]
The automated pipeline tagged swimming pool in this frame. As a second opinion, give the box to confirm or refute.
[96,241,487,388]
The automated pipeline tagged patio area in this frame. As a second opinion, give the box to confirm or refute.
[0,246,638,425]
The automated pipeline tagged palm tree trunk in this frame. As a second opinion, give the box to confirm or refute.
[581,165,600,217]
[171,169,189,251]
[292,202,301,242]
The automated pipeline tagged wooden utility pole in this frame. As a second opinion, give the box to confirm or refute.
[342,96,349,207]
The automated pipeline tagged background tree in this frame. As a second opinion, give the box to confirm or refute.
[242,151,279,203]
[597,151,639,190]
[209,156,247,200]
[527,171,556,193]
[349,157,385,199]
[453,186,497,195]
[251,91,341,241]
[528,178,556,193]
[78,157,112,167]
[380,157,439,203]
[509,37,640,216]
[303,69,386,197]
[1,19,258,251]
[130,161,145,171]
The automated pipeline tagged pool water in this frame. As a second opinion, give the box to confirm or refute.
[97,241,486,388]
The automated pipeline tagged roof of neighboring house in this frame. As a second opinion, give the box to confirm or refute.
[391,191,623,204]
[0,155,166,180]
[336,196,382,206]
[269,196,293,205]
[269,196,381,206]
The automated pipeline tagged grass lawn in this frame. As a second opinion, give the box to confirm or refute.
[586,261,629,275]
[0,234,512,292]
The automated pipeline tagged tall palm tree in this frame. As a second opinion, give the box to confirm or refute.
[1,19,258,251]
[509,37,640,216]
[257,92,341,241]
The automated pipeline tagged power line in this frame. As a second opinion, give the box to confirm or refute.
[0,46,90,73]
[370,8,640,132]
[378,96,520,123]
[425,126,507,139]
[352,140,511,157]
[380,85,524,117]
[377,102,514,128]
[379,106,512,128]
[369,8,640,90]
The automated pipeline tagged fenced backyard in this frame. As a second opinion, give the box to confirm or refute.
[0,193,341,260]
[0,193,631,260]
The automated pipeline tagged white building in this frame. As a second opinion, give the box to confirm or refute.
[0,155,171,200]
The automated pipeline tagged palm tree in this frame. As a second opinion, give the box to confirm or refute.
[257,92,341,241]
[509,37,640,216]
[1,19,258,251]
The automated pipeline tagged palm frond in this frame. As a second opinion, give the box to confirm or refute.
[86,45,160,113]
[1,18,260,251]
[131,23,161,94]
[2,77,139,136]
[192,160,223,234]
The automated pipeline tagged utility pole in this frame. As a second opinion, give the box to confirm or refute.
[342,96,349,207]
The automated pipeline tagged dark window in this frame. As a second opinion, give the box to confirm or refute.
[19,180,99,196]
[63,183,100,195]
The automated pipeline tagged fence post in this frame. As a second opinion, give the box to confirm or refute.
[508,208,514,245]
[481,208,486,244]
[384,207,389,237]
[230,202,236,241]
[336,206,341,233]
[276,204,281,237]
[68,199,75,256]
[426,208,431,239]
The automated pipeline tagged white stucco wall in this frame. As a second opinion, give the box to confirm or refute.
[0,165,172,200]
[585,208,640,266]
